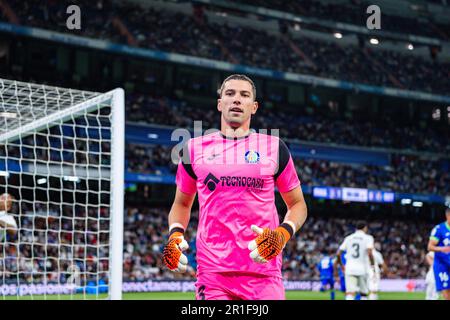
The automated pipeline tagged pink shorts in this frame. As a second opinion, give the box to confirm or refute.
[195,272,285,300]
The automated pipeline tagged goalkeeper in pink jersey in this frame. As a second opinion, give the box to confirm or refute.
[162,74,308,300]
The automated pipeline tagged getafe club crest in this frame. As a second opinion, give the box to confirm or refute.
[245,150,260,164]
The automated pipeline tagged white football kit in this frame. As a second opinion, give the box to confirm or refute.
[339,230,374,294]
[425,251,439,300]
[0,210,17,242]
[367,249,384,292]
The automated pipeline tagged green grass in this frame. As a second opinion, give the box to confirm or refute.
[122,291,426,300]
[2,291,427,300]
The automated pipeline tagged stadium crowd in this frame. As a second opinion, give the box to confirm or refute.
[125,94,450,154]
[0,205,435,284]
[296,156,450,195]
[0,202,110,285]
[7,0,118,41]
[0,0,448,292]
[126,143,177,175]
[1,94,448,197]
[3,0,450,95]
[123,141,450,195]
[124,207,441,281]
[232,0,450,40]
[0,128,111,166]
[3,135,447,198]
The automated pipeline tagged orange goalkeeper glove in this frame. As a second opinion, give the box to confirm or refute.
[248,223,295,263]
[162,227,189,272]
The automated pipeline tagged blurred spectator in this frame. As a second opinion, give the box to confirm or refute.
[0,205,433,283]
[232,0,450,40]
[123,143,450,195]
[125,93,449,154]
[3,0,450,95]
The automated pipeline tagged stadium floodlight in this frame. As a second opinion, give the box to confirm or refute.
[36,178,47,185]
[370,38,379,45]
[63,175,81,183]
[0,78,124,300]
[0,112,17,119]
[401,199,412,205]
[333,32,343,39]
[412,201,423,207]
[0,170,9,177]
[432,108,441,120]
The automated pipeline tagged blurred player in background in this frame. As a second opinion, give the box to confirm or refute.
[427,207,450,300]
[367,242,389,300]
[317,249,335,300]
[336,222,375,300]
[0,193,17,241]
[162,74,308,300]
[425,251,439,300]
[334,250,347,294]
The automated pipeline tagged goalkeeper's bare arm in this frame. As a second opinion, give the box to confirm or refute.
[162,188,196,272]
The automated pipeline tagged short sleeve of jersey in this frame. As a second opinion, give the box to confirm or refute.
[175,141,197,195]
[339,237,348,252]
[376,251,384,265]
[430,225,440,242]
[275,139,300,193]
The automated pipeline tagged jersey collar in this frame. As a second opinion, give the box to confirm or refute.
[219,131,252,140]
[445,222,450,231]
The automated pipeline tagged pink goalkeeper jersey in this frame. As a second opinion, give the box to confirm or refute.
[176,131,300,278]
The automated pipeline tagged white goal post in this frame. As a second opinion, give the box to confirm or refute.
[0,78,124,300]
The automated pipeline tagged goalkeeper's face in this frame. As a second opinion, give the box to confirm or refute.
[0,193,12,212]
[218,80,258,129]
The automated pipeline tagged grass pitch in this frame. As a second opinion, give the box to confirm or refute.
[2,291,427,300]
[122,291,426,300]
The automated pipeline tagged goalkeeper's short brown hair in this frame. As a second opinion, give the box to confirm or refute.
[218,74,256,100]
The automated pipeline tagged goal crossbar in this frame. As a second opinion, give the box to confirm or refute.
[0,90,118,145]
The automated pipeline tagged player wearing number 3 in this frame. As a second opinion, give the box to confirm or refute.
[162,74,308,300]
[336,222,375,300]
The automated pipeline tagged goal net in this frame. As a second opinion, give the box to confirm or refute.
[0,78,124,300]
